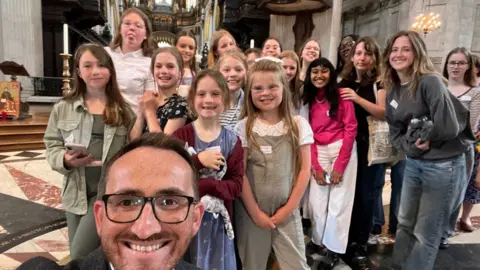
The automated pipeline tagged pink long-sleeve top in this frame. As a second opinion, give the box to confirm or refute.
[309,91,358,174]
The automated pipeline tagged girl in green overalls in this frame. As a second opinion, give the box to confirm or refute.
[234,57,313,269]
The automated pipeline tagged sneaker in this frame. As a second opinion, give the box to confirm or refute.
[317,250,340,270]
[439,238,449,250]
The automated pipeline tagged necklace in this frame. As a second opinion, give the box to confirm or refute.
[315,96,327,103]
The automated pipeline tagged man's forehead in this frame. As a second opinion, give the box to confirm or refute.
[106,147,193,195]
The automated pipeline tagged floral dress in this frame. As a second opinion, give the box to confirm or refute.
[465,122,480,204]
[142,93,188,132]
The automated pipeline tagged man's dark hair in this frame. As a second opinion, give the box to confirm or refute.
[102,133,199,200]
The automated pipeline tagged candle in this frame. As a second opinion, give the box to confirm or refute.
[63,24,69,54]
[250,39,254,48]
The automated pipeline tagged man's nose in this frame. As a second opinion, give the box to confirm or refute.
[130,203,162,239]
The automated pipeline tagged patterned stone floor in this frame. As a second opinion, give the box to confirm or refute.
[0,149,479,269]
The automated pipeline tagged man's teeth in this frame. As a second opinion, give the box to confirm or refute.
[130,243,163,252]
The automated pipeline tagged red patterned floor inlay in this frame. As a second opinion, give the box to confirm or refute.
[4,165,62,208]
[4,252,58,264]
[32,239,69,253]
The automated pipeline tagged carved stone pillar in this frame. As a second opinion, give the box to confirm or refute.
[328,0,342,65]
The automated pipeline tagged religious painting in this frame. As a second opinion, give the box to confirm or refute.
[0,81,20,118]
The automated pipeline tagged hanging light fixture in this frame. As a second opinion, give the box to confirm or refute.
[411,0,441,36]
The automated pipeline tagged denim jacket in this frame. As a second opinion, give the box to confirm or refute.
[44,97,135,215]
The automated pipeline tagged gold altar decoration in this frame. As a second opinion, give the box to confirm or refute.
[60,53,72,96]
[411,12,441,36]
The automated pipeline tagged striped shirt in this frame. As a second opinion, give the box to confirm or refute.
[105,47,155,116]
[457,86,480,132]
[219,90,244,132]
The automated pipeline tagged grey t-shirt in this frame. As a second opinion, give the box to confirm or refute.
[385,74,474,161]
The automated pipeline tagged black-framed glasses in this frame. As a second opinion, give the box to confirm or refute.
[448,61,468,67]
[102,194,196,224]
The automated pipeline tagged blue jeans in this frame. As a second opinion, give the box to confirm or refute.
[392,155,466,270]
[443,145,474,239]
[373,160,406,233]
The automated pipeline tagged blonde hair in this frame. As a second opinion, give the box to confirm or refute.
[187,69,230,116]
[208,29,236,68]
[242,59,300,176]
[67,44,132,127]
[279,51,303,109]
[215,50,248,89]
[381,30,443,95]
[109,7,156,57]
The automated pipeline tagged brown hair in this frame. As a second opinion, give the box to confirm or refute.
[443,47,476,87]
[340,36,382,86]
[215,50,248,89]
[66,43,132,127]
[381,30,442,95]
[175,31,198,73]
[261,37,283,56]
[244,48,261,58]
[279,51,303,109]
[109,7,156,57]
[298,39,321,68]
[241,59,300,176]
[208,29,236,68]
[150,47,185,84]
[472,54,480,77]
[187,69,230,116]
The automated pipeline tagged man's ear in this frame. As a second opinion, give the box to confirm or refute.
[191,202,205,234]
[93,200,105,236]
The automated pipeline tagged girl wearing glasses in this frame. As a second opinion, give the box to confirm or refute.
[234,58,313,269]
[383,31,474,269]
[173,69,244,270]
[44,44,135,260]
[442,47,480,239]
[106,7,156,117]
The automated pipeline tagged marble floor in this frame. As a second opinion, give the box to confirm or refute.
[0,150,480,269]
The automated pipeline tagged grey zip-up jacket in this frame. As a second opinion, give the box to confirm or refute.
[385,74,475,161]
[44,97,135,215]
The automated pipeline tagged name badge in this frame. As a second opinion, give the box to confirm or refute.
[260,145,272,154]
[206,146,221,152]
[460,95,472,101]
[390,99,398,109]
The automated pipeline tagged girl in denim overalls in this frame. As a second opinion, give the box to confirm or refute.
[234,57,313,269]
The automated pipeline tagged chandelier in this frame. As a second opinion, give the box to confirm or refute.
[411,12,441,36]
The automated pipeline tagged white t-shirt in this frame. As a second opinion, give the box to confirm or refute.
[234,115,314,148]
[105,47,156,116]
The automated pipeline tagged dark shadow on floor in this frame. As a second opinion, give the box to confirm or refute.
[0,193,66,253]
[368,243,480,270]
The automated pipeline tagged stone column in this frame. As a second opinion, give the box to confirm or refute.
[0,0,43,99]
[328,0,342,66]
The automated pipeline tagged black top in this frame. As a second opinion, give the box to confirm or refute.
[17,247,200,270]
[338,79,381,137]
[143,93,188,132]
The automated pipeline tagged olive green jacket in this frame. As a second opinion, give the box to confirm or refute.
[44,97,135,215]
